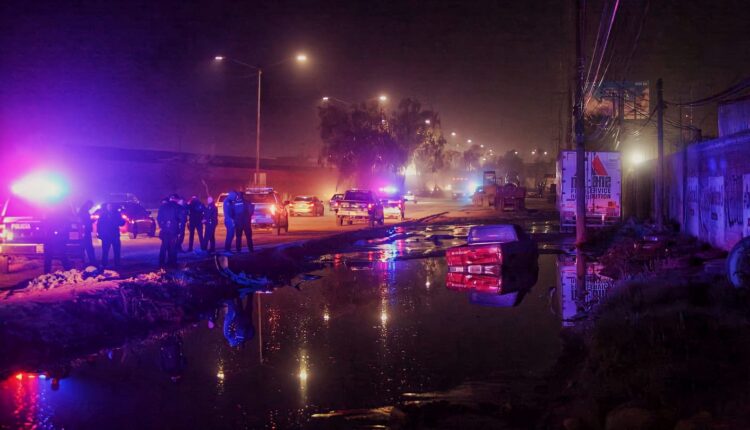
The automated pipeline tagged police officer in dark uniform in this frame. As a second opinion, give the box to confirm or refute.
[176,198,188,253]
[233,192,254,253]
[157,194,181,267]
[202,196,218,252]
[223,191,237,252]
[78,200,97,266]
[187,196,205,252]
[97,202,125,268]
[43,209,72,273]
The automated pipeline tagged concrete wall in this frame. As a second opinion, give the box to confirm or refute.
[2,145,342,208]
[628,132,750,250]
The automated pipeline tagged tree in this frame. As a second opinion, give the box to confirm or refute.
[318,101,398,188]
[319,97,445,190]
[463,144,482,171]
[496,150,524,184]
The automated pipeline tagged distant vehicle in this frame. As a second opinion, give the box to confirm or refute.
[217,192,229,218]
[445,224,538,297]
[0,196,84,259]
[289,196,324,217]
[403,191,418,204]
[336,189,384,227]
[380,198,405,220]
[329,193,344,212]
[558,150,622,230]
[495,183,526,211]
[93,201,156,239]
[107,193,140,203]
[244,187,289,235]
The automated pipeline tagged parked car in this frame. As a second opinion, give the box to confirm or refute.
[93,201,156,239]
[404,191,417,204]
[244,187,289,235]
[0,196,84,260]
[336,189,384,227]
[380,198,405,220]
[289,196,325,217]
[329,193,344,212]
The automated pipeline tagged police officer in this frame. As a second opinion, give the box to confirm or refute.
[43,209,72,273]
[176,198,188,253]
[157,194,181,267]
[187,196,205,252]
[202,196,218,252]
[98,203,125,268]
[78,200,97,266]
[223,191,237,252]
[233,193,254,253]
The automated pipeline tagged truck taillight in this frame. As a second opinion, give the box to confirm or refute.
[445,273,502,293]
[446,244,503,266]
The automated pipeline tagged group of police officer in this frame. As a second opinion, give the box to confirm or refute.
[156,191,254,267]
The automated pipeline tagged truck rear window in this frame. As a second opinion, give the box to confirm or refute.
[468,225,518,244]
[344,191,371,201]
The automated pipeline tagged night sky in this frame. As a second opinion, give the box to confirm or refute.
[1,0,748,159]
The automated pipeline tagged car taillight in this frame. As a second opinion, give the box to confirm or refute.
[446,244,503,266]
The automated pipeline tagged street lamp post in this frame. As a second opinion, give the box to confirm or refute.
[214,54,307,184]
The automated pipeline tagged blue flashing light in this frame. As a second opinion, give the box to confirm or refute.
[380,185,398,195]
[10,172,69,203]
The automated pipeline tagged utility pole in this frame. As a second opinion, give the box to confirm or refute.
[255,68,263,185]
[574,0,587,245]
[655,78,664,230]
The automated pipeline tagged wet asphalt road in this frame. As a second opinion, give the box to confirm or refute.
[0,221,571,429]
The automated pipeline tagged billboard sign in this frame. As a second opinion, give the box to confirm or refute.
[586,81,650,121]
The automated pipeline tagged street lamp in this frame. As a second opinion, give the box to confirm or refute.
[214,53,309,183]
[467,139,472,144]
[424,119,431,125]
[378,94,388,102]
[451,131,457,137]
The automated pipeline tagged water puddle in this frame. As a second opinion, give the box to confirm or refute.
[0,223,594,429]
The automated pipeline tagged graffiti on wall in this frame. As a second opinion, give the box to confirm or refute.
[727,174,743,227]
[686,176,699,237]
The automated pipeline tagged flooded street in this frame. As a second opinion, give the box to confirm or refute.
[1,225,566,429]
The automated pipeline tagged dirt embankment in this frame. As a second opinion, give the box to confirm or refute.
[0,221,432,379]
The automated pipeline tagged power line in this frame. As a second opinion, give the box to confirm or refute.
[666,78,750,107]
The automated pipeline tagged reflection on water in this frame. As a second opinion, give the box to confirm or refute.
[557,254,616,326]
[0,225,564,429]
